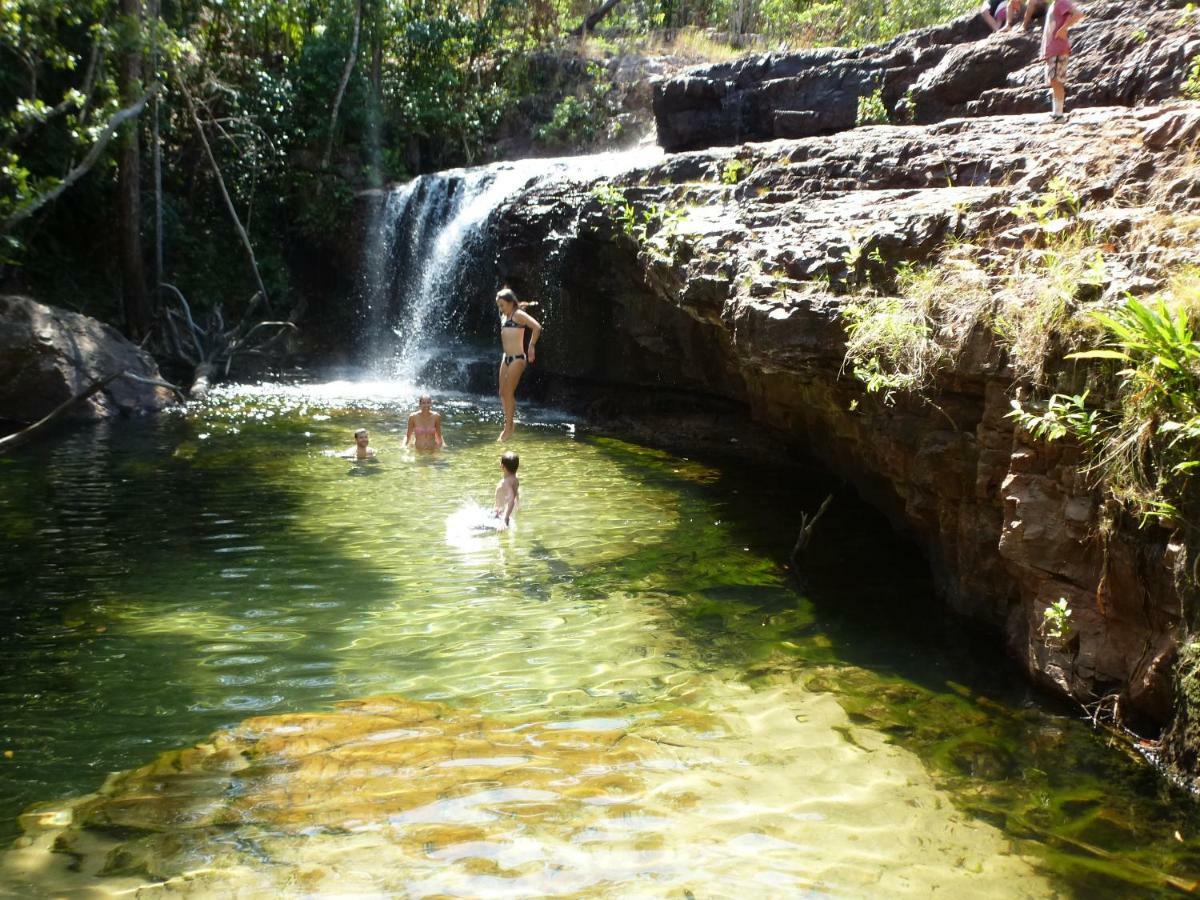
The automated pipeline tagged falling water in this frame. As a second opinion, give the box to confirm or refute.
[358,150,661,383]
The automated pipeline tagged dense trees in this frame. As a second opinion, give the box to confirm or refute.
[0,0,969,332]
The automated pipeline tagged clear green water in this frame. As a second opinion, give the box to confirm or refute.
[0,380,1198,896]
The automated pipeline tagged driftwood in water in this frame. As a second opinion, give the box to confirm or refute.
[792,493,834,562]
[158,283,297,395]
[189,362,214,401]
[0,374,118,454]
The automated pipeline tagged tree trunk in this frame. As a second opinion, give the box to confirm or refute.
[176,71,272,310]
[569,0,624,36]
[322,0,364,170]
[151,0,164,309]
[118,0,150,339]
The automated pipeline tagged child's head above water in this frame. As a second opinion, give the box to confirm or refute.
[500,450,519,474]
[354,428,369,443]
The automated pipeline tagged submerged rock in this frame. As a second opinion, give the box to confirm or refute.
[1,690,1058,896]
[0,295,174,425]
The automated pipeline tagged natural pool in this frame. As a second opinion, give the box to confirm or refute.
[0,380,1198,897]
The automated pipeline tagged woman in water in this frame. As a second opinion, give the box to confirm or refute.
[495,286,542,442]
[405,394,446,450]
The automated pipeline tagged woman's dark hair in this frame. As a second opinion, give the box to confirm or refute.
[496,287,519,308]
[500,450,519,473]
[496,286,537,310]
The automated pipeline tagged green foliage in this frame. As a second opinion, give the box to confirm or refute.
[995,179,1105,382]
[842,294,935,403]
[1011,272,1200,526]
[856,88,888,126]
[593,182,688,263]
[720,158,748,184]
[1042,598,1073,642]
[1184,54,1200,100]
[535,63,615,148]
[1007,391,1103,446]
[767,0,977,47]
[1068,288,1200,520]
[840,248,992,402]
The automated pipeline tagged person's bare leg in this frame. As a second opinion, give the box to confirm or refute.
[498,360,525,441]
[497,359,510,442]
[1051,79,1066,115]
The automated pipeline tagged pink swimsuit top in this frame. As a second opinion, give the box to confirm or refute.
[413,425,436,436]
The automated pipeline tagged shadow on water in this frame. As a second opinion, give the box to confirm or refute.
[0,414,402,844]
[579,433,1200,898]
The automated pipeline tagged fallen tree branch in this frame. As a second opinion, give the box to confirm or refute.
[0,373,119,453]
[792,493,834,561]
[1,83,162,234]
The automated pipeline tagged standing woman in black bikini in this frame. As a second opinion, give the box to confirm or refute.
[495,286,542,442]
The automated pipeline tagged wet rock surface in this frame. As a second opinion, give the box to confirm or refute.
[490,102,1200,758]
[652,0,1200,151]
[0,295,174,425]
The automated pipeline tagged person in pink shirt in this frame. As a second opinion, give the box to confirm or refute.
[1042,0,1086,119]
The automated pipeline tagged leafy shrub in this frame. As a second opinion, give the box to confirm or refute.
[721,159,748,185]
[1184,54,1200,100]
[1011,271,1200,524]
[535,63,615,148]
[592,183,688,263]
[856,89,888,126]
[840,250,991,402]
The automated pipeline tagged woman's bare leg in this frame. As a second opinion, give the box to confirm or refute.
[497,359,526,441]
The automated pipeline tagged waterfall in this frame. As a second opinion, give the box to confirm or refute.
[357,149,659,384]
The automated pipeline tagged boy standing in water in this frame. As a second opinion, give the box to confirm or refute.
[494,451,519,527]
[1041,0,1084,119]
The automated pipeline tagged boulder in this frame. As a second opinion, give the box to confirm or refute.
[0,295,174,425]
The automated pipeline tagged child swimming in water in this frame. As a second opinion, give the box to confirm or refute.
[494,450,520,527]
[405,394,446,450]
[339,428,376,460]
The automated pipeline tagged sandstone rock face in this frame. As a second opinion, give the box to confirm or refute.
[653,0,1200,151]
[491,103,1200,750]
[0,295,174,424]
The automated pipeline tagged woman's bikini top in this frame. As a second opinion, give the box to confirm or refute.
[502,316,522,329]
[414,425,436,436]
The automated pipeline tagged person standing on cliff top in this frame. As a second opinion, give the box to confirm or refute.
[1041,0,1085,119]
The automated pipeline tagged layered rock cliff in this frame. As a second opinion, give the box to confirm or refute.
[652,0,1200,150]
[485,97,1200,769]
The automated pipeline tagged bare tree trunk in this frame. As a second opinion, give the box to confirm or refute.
[118,0,150,339]
[176,69,272,310]
[569,0,624,36]
[150,0,164,311]
[322,0,364,170]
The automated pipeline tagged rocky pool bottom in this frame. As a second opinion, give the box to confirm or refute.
[0,380,1198,896]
